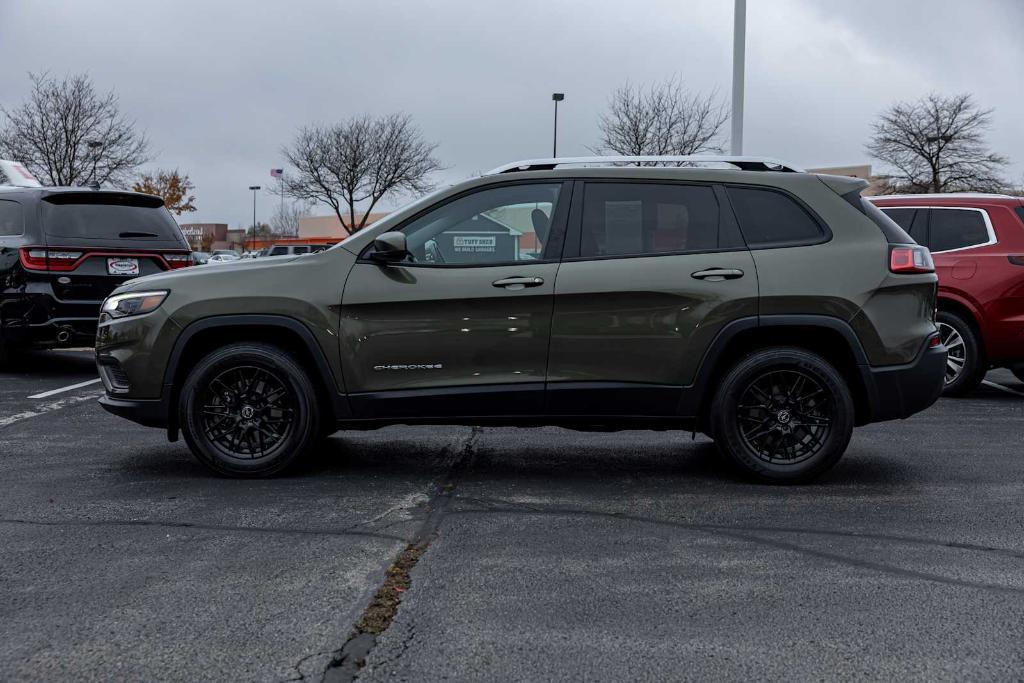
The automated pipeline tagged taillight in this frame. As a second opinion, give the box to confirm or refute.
[19,248,84,271]
[889,245,934,274]
[164,253,192,269]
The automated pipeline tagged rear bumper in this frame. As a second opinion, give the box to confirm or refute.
[859,339,946,424]
[1,288,101,348]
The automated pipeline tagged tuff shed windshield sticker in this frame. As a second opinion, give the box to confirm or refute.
[373,363,444,371]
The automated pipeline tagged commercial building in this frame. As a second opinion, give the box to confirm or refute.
[297,213,389,240]
[178,223,246,252]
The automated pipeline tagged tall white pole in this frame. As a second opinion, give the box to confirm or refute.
[731,0,746,155]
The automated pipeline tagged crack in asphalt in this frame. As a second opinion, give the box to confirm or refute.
[451,497,1024,597]
[318,427,481,683]
[0,517,407,543]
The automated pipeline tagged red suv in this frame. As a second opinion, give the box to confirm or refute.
[870,193,1024,395]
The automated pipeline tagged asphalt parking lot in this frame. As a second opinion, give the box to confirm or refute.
[2,351,1024,682]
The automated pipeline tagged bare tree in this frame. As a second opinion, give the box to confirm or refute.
[282,114,441,233]
[594,77,728,159]
[269,198,311,237]
[866,93,1008,194]
[0,72,151,187]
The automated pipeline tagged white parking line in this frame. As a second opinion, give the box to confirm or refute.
[27,378,102,400]
[981,380,1024,398]
[0,393,101,429]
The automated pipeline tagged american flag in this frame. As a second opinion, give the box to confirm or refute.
[270,168,284,179]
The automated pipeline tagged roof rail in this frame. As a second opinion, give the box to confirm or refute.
[485,155,803,175]
[867,192,1016,200]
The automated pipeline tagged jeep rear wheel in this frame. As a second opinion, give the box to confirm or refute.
[179,342,320,477]
[710,348,854,484]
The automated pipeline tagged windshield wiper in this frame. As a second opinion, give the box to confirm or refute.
[119,231,160,238]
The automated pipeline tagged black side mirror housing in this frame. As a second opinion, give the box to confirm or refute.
[370,231,409,263]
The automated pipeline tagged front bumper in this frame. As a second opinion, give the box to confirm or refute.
[98,394,168,428]
[859,338,946,424]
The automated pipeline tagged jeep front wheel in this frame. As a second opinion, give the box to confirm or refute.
[179,342,320,477]
[710,348,854,484]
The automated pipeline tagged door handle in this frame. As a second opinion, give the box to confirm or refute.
[492,276,544,289]
[691,268,744,281]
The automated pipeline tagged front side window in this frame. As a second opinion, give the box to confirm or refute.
[0,200,23,236]
[928,208,991,252]
[727,186,824,247]
[400,183,561,265]
[579,183,721,258]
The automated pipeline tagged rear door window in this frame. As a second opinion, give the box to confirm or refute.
[726,187,825,247]
[879,206,927,244]
[881,208,915,232]
[0,200,23,236]
[579,182,728,258]
[928,209,991,252]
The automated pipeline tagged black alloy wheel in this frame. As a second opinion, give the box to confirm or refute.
[710,347,854,484]
[180,343,320,477]
[199,365,295,460]
[736,369,833,465]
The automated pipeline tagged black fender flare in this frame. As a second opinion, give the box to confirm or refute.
[162,314,349,424]
[678,314,871,417]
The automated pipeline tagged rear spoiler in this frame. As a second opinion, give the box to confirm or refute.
[816,173,870,196]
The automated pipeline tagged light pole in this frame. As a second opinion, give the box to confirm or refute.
[248,185,261,252]
[730,0,746,155]
[86,140,103,188]
[551,93,564,157]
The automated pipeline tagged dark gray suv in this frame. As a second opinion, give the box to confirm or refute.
[96,156,946,482]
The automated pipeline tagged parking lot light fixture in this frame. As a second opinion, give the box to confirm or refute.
[552,93,565,157]
[248,185,261,252]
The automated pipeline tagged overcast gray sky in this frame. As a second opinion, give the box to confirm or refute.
[1,0,1021,226]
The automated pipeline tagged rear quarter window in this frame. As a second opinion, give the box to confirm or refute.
[726,186,825,247]
[929,208,990,252]
[0,199,23,236]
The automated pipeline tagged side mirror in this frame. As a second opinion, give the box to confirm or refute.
[370,231,409,263]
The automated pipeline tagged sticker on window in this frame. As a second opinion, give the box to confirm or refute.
[453,235,497,252]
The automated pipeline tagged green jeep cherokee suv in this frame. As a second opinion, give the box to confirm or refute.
[96,156,946,482]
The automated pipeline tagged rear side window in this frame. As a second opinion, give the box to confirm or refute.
[41,193,182,242]
[1014,206,1024,226]
[0,200,23,236]
[881,208,915,231]
[269,246,287,255]
[865,203,915,244]
[727,187,824,247]
[929,209,990,252]
[580,182,725,258]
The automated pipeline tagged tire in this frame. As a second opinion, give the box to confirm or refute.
[179,342,320,477]
[710,347,855,484]
[936,310,985,397]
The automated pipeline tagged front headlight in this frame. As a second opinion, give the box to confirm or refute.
[101,290,169,319]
